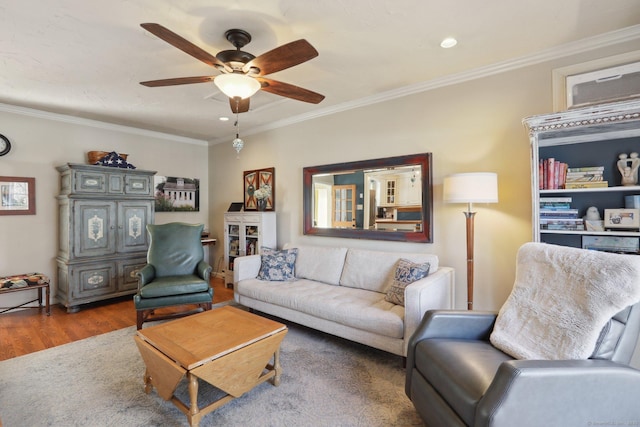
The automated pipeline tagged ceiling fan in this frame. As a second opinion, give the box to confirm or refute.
[139,23,325,113]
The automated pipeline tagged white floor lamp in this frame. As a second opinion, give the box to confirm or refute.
[443,172,498,310]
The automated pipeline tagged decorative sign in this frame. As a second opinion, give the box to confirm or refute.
[243,167,275,211]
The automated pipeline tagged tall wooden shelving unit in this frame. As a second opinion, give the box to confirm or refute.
[523,99,640,250]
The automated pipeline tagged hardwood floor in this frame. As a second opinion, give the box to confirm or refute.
[0,277,233,361]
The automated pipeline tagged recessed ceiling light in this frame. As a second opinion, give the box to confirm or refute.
[219,116,229,121]
[440,37,458,48]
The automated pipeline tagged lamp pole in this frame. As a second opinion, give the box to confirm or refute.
[464,204,476,310]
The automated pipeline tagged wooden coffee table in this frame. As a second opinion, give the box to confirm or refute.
[134,306,287,427]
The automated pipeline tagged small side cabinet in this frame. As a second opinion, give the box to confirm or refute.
[223,212,276,286]
[56,163,156,312]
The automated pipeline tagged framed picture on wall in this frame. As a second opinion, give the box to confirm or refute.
[0,176,35,215]
[243,167,275,211]
[153,176,200,212]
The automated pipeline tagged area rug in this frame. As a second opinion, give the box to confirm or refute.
[0,311,422,426]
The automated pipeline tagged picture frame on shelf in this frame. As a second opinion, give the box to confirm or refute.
[243,167,275,211]
[604,208,640,230]
[0,176,35,215]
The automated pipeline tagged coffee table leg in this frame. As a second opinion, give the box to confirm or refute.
[272,348,282,386]
[188,372,201,427]
[143,369,153,394]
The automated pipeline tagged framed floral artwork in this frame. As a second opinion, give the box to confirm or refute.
[0,176,35,215]
[244,167,275,211]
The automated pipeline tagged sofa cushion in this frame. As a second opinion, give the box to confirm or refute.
[340,248,439,293]
[284,244,348,286]
[139,275,209,298]
[235,278,404,338]
[385,259,431,306]
[257,247,298,281]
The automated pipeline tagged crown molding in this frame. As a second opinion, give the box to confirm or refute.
[0,102,208,145]
[2,24,639,147]
[210,24,640,145]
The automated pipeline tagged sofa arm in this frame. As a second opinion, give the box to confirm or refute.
[136,264,155,287]
[477,359,640,426]
[233,254,262,283]
[403,267,455,354]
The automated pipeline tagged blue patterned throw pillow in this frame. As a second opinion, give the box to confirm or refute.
[385,258,431,306]
[257,247,298,281]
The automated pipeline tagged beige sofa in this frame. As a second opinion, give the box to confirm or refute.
[233,244,455,356]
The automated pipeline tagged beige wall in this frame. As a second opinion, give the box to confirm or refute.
[0,108,209,309]
[208,41,640,311]
[1,39,638,314]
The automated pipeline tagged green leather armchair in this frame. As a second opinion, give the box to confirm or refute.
[134,222,213,329]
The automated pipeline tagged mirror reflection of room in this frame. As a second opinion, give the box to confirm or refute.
[312,165,422,232]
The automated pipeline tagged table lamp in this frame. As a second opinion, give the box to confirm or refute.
[443,172,498,310]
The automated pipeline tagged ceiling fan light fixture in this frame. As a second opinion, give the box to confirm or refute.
[214,73,261,99]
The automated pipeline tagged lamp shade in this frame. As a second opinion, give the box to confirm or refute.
[443,172,498,203]
[214,73,261,99]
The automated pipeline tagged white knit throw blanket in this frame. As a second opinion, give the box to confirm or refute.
[490,242,640,360]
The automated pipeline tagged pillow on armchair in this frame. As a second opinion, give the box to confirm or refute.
[257,247,298,281]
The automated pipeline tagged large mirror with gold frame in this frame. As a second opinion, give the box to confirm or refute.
[303,153,433,242]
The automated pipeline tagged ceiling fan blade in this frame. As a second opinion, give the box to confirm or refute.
[230,97,250,113]
[243,39,318,76]
[140,76,215,87]
[141,23,231,72]
[256,77,324,104]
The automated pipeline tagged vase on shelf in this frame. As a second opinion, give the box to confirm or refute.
[256,198,267,211]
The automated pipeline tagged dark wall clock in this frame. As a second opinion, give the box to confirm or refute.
[0,134,11,156]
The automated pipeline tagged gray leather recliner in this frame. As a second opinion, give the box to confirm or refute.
[406,275,640,425]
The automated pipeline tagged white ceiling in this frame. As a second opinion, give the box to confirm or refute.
[1,0,639,143]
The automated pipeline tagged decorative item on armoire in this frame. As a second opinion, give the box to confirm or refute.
[243,167,275,211]
[87,151,133,167]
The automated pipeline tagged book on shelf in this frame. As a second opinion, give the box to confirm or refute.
[539,218,583,224]
[539,203,572,210]
[539,158,568,190]
[539,209,579,217]
[539,197,572,203]
[564,181,609,189]
[567,166,605,172]
[565,174,604,182]
[541,224,585,230]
